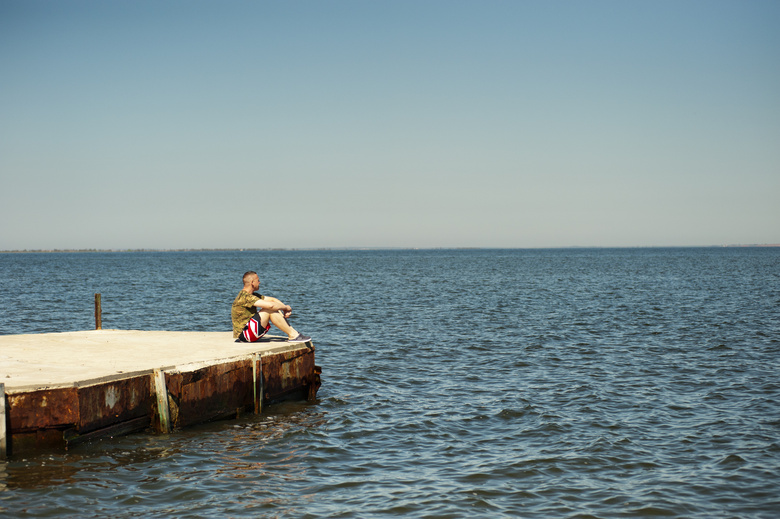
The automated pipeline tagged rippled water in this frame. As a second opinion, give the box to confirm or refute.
[1,248,779,518]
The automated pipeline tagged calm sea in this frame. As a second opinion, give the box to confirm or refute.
[1,248,778,518]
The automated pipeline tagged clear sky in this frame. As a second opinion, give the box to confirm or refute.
[2,0,778,250]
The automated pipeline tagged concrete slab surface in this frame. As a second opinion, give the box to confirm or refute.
[0,330,305,391]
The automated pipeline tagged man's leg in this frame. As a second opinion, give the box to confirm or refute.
[265,310,300,340]
[256,308,311,343]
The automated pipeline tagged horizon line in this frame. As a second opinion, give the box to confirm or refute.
[2,244,779,253]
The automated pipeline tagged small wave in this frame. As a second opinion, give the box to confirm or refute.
[496,406,535,420]
[717,453,747,466]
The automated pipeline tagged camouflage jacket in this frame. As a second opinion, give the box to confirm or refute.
[231,290,264,338]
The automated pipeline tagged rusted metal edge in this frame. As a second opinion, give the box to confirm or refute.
[164,358,254,430]
[1,382,7,459]
[3,344,320,456]
[1,347,303,393]
[3,368,172,394]
[64,416,150,447]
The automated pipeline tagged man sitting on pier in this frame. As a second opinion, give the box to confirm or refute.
[232,271,311,344]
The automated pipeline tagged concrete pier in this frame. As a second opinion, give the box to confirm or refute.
[0,330,321,457]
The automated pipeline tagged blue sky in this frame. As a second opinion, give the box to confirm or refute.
[2,0,778,249]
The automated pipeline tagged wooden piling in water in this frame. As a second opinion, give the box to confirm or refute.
[94,293,102,330]
[153,369,171,434]
[253,353,263,414]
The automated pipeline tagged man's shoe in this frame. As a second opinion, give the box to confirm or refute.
[288,333,311,344]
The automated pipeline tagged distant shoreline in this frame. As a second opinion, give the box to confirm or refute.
[2,245,779,254]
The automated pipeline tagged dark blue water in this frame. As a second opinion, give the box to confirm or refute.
[1,248,779,518]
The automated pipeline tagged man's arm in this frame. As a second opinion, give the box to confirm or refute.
[254,297,292,317]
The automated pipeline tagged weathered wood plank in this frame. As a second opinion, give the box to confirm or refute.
[153,369,171,434]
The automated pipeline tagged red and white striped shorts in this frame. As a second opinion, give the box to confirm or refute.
[239,315,271,342]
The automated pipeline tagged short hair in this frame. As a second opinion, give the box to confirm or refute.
[242,271,258,285]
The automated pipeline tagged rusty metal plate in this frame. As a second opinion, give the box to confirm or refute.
[7,388,79,432]
[174,360,254,428]
[77,377,153,433]
[262,347,316,402]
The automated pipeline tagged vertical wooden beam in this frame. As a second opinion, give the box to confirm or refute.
[253,353,263,414]
[0,383,7,459]
[153,369,171,433]
[94,293,102,330]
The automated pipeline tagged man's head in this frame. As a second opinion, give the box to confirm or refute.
[242,271,259,291]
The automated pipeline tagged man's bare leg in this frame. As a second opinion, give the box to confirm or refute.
[266,310,300,340]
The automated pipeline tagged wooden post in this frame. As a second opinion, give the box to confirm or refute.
[0,383,7,459]
[253,353,263,414]
[94,293,102,330]
[153,369,171,433]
